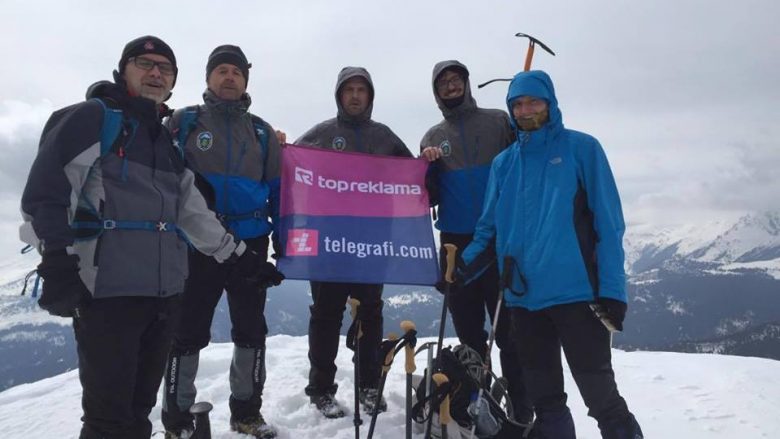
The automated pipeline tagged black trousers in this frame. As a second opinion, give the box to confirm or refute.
[441,232,532,422]
[305,281,384,396]
[76,295,180,439]
[162,237,269,430]
[510,302,633,428]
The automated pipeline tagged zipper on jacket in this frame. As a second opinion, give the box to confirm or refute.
[222,114,232,216]
[518,131,530,288]
[120,120,139,182]
[151,132,167,296]
[354,126,364,153]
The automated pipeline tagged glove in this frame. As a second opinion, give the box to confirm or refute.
[233,247,285,289]
[597,297,627,331]
[36,250,91,318]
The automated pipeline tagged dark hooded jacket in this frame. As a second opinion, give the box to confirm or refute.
[420,61,514,234]
[295,67,412,158]
[20,81,240,298]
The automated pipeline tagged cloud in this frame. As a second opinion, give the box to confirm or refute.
[0,101,52,197]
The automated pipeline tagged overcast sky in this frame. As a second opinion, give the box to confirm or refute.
[1,0,778,260]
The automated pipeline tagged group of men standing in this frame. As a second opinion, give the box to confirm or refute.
[21,34,643,439]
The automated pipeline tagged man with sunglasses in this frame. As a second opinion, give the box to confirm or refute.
[419,60,532,424]
[20,36,275,439]
[459,70,644,439]
[160,44,283,439]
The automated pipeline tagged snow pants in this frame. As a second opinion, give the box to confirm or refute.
[162,236,270,431]
[304,281,383,397]
[75,295,181,439]
[440,232,533,423]
[509,302,642,439]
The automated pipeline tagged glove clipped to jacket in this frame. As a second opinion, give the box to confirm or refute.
[36,250,92,318]
[231,244,285,289]
[596,297,627,331]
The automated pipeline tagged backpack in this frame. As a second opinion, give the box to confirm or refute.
[174,105,270,164]
[412,345,510,438]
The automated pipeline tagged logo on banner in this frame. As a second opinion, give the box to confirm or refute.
[287,229,319,256]
[439,140,452,157]
[332,136,347,151]
[294,167,314,185]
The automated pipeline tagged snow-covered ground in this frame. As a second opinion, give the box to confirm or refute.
[0,335,779,438]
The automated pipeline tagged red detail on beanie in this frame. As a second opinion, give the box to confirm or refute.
[144,41,155,50]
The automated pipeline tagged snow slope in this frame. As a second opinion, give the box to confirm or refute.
[0,335,778,438]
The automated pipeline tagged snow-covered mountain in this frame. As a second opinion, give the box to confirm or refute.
[625,210,780,278]
[0,335,778,439]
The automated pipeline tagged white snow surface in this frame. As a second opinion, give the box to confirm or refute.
[0,336,779,438]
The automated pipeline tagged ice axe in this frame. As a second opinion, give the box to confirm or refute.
[478,32,556,88]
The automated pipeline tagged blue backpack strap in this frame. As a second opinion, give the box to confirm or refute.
[250,115,270,163]
[93,98,124,157]
[176,105,201,153]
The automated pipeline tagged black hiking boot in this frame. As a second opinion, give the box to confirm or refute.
[358,387,387,414]
[311,393,347,419]
[230,413,277,438]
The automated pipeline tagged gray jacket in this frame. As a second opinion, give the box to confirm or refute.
[420,60,515,233]
[20,82,241,299]
[296,67,412,157]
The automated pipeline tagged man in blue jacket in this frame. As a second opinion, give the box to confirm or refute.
[461,70,643,439]
[161,45,284,439]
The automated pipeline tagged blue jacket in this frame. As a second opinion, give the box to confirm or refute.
[461,70,627,310]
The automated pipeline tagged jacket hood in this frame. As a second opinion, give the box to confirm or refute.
[432,60,476,118]
[505,70,563,135]
[203,89,252,115]
[335,66,374,124]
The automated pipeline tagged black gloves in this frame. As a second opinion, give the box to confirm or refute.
[36,250,91,318]
[233,247,285,289]
[597,297,627,331]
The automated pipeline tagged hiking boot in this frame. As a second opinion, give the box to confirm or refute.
[163,427,194,439]
[311,393,347,419]
[230,413,277,438]
[358,387,387,414]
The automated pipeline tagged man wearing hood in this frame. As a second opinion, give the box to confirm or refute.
[460,70,644,439]
[20,36,274,439]
[420,60,532,424]
[160,45,284,439]
[295,66,412,418]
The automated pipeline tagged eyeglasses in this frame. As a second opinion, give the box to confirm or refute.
[129,57,175,76]
[435,75,464,91]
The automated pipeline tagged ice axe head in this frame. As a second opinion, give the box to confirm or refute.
[515,33,556,72]
[478,32,555,88]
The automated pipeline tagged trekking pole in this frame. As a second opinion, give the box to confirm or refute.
[190,401,213,439]
[425,243,457,439]
[349,298,363,439]
[402,320,417,439]
[366,333,399,439]
[433,373,452,439]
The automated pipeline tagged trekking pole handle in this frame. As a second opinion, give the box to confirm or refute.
[349,298,363,339]
[382,333,399,374]
[432,373,452,426]
[443,243,458,283]
[401,320,417,374]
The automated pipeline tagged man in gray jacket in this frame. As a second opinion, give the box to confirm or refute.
[295,66,412,418]
[161,45,283,439]
[20,36,272,439]
[420,60,532,423]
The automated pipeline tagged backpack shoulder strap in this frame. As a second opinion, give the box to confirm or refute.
[250,114,270,163]
[92,98,123,157]
[176,105,201,150]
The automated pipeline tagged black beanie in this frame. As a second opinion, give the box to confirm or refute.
[206,45,251,83]
[118,36,178,85]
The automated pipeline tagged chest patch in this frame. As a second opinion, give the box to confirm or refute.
[197,131,214,151]
[332,136,347,151]
[439,140,452,157]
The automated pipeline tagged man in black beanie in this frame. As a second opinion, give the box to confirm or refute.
[161,44,283,439]
[20,35,277,439]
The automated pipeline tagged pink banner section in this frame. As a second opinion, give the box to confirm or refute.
[280,144,431,218]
